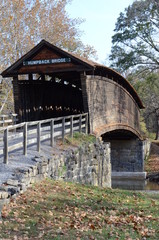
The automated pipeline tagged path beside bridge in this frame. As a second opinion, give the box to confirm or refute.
[145,141,159,173]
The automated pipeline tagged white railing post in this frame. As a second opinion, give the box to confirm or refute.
[37,122,41,152]
[23,123,27,156]
[62,117,65,143]
[70,116,73,138]
[11,113,18,127]
[79,115,82,133]
[50,119,54,147]
[4,128,8,164]
[85,113,88,134]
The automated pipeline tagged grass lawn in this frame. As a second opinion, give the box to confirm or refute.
[0,179,159,240]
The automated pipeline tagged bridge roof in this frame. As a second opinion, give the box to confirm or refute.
[1,39,144,109]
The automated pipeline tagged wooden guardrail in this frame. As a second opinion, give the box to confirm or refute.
[0,114,18,127]
[0,113,88,164]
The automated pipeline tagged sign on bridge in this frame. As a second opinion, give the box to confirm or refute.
[23,58,71,66]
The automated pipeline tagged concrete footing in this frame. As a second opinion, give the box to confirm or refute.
[111,172,147,180]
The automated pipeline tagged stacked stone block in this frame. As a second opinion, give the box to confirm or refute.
[111,139,144,172]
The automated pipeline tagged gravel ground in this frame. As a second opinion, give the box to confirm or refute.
[0,149,40,185]
[0,140,71,186]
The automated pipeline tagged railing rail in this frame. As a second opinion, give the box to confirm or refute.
[0,114,18,127]
[0,113,88,164]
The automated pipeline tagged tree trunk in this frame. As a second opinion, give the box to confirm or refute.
[155,116,159,140]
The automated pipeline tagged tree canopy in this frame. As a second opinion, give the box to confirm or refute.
[109,0,159,139]
[109,0,159,74]
[128,71,159,139]
[0,0,97,72]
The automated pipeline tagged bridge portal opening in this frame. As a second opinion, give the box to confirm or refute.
[17,72,84,122]
[102,130,144,172]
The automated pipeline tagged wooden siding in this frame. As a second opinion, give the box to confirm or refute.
[85,75,141,138]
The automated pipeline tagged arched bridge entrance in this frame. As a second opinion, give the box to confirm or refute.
[101,128,144,173]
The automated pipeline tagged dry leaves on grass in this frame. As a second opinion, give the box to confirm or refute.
[0,179,159,239]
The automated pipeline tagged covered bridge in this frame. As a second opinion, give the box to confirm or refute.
[1,40,146,176]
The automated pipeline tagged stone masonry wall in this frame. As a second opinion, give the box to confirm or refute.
[65,142,111,187]
[0,141,111,216]
[111,139,144,172]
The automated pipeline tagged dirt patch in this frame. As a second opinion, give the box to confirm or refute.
[145,142,159,173]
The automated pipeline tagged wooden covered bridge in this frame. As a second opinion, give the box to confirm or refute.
[1,40,146,176]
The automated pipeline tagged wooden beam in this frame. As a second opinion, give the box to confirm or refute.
[4,128,8,164]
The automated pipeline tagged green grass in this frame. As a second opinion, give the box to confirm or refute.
[64,132,96,147]
[0,179,159,239]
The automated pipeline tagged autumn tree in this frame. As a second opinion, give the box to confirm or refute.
[0,0,97,72]
[0,0,97,113]
[109,0,159,74]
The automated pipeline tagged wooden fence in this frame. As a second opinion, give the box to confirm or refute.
[0,114,18,127]
[0,113,88,164]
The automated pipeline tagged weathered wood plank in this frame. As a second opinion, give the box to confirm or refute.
[0,149,3,155]
[27,138,37,145]
[8,142,23,152]
[4,128,8,164]
[70,116,73,138]
[40,126,50,132]
[6,122,25,131]
[26,128,37,136]
[23,123,27,156]
[40,134,50,141]
[50,119,54,147]
[0,119,12,124]
[62,118,65,143]
[8,132,23,141]
[85,113,88,134]
[79,115,82,133]
[37,122,41,152]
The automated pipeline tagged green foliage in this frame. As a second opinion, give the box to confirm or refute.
[130,71,159,139]
[140,116,148,136]
[109,0,159,74]
[138,114,155,140]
